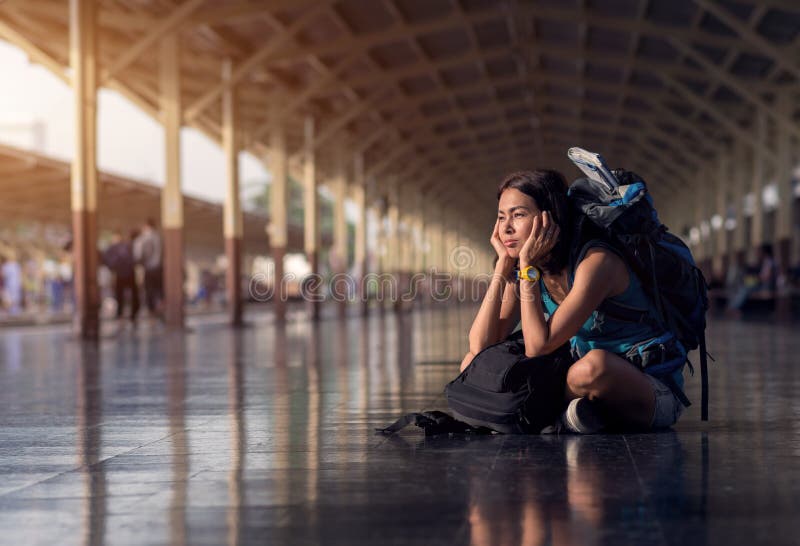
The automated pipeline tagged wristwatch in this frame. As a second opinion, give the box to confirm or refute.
[517,265,541,283]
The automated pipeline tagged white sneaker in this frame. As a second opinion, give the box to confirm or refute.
[560,398,606,434]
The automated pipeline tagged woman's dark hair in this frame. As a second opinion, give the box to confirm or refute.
[497,170,574,274]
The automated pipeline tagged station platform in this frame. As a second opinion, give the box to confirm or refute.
[0,305,797,545]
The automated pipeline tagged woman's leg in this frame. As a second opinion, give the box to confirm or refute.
[565,349,655,428]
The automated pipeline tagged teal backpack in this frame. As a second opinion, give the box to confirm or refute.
[567,168,711,420]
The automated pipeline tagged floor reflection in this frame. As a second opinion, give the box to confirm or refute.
[166,335,188,546]
[227,331,245,546]
[77,343,105,546]
[444,432,687,546]
[2,308,800,545]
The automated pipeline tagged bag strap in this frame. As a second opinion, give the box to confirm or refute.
[658,372,693,408]
[374,411,491,436]
[700,333,709,421]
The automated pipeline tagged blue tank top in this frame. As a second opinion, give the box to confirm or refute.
[539,242,686,388]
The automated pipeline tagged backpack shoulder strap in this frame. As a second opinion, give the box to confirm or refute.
[568,238,623,286]
[700,333,709,421]
[568,238,651,325]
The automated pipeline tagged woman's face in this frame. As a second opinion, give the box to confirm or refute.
[497,188,541,258]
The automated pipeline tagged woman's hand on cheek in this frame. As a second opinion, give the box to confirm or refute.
[490,219,507,259]
[520,211,560,268]
[490,219,514,278]
[519,214,539,267]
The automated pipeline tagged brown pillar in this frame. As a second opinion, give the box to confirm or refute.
[387,183,402,313]
[270,120,289,322]
[412,189,425,308]
[750,110,766,258]
[353,153,369,316]
[303,116,321,320]
[398,185,415,312]
[332,152,348,318]
[222,58,243,326]
[225,238,242,322]
[160,32,184,329]
[731,139,748,267]
[777,236,792,319]
[374,199,388,313]
[70,0,99,339]
[775,93,793,320]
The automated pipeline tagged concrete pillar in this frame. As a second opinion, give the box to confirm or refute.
[222,58,243,327]
[387,184,400,309]
[751,110,767,257]
[414,194,428,306]
[441,213,453,303]
[397,185,413,310]
[303,117,321,320]
[375,197,387,276]
[70,0,99,339]
[353,153,369,315]
[371,200,384,275]
[413,191,425,274]
[371,197,387,311]
[775,93,794,271]
[705,167,716,273]
[407,188,419,304]
[731,140,748,265]
[331,153,348,316]
[421,199,433,272]
[269,120,289,322]
[160,32,185,329]
[715,154,729,278]
[672,190,684,235]
[419,201,430,305]
[439,218,448,274]
[452,216,464,302]
[445,221,455,304]
[693,169,706,265]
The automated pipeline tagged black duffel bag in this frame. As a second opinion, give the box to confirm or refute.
[445,330,574,434]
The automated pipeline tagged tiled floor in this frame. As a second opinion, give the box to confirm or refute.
[0,305,798,545]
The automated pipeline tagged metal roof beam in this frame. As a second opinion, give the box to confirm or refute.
[100,0,205,85]
[669,37,800,141]
[693,0,800,81]
[659,73,777,161]
[184,2,330,122]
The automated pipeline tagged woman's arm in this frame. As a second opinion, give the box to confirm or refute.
[466,271,520,356]
[515,211,624,357]
[460,221,521,371]
[520,248,623,357]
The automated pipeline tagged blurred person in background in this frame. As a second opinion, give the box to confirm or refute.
[103,230,139,326]
[1,251,23,315]
[22,252,41,311]
[134,218,163,319]
[726,243,778,316]
[42,255,64,313]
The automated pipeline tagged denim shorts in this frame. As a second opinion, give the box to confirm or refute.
[645,374,684,429]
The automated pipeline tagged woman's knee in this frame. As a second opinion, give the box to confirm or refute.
[567,350,611,393]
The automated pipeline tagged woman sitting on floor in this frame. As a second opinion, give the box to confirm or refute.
[459,170,687,433]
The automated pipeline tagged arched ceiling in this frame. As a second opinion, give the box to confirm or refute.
[0,0,798,233]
